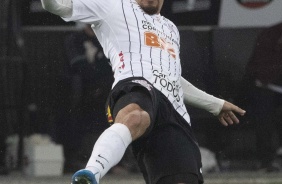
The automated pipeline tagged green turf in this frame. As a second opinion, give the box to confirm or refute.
[1,171,282,184]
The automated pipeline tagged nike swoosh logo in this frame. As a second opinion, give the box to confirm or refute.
[98,154,109,163]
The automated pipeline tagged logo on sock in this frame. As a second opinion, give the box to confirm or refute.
[96,160,105,169]
[98,154,109,163]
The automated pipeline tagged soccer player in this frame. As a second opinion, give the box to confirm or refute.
[41,0,246,183]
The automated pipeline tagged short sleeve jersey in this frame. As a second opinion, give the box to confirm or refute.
[63,0,191,124]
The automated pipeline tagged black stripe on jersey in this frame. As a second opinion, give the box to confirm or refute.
[122,0,134,76]
[168,49,171,73]
[142,14,153,71]
[179,64,182,78]
[179,88,185,114]
[176,30,180,77]
[164,23,172,74]
[182,112,187,118]
[171,99,176,105]
[168,60,171,73]
[131,3,144,77]
[151,18,155,71]
[171,98,187,120]
[168,30,173,74]
[175,105,181,111]
[150,48,153,70]
[159,24,164,73]
[160,50,163,72]
[174,57,177,77]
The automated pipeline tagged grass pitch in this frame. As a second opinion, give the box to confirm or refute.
[0,171,282,184]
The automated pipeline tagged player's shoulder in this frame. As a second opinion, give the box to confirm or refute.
[163,16,176,26]
[163,16,179,34]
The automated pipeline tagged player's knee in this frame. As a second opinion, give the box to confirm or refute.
[116,105,150,139]
[125,110,150,135]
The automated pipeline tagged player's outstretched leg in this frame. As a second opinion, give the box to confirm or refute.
[71,123,132,184]
[71,169,98,184]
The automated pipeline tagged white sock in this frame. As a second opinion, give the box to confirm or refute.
[85,123,132,181]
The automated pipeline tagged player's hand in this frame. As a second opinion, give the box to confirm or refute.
[217,101,246,126]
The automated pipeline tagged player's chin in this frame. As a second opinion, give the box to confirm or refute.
[142,6,159,15]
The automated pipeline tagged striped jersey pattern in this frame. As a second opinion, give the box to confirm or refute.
[63,0,191,124]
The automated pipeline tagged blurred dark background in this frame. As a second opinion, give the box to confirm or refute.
[1,0,282,175]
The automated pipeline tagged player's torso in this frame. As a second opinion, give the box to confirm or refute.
[93,0,190,123]
[93,0,180,79]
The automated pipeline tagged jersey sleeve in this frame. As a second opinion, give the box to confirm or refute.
[63,0,118,23]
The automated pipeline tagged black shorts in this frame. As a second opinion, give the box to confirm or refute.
[105,77,203,184]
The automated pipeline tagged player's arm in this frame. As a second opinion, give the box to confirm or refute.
[180,76,224,115]
[41,0,73,18]
[180,77,246,126]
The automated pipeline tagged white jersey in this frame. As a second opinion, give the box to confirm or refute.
[63,0,191,124]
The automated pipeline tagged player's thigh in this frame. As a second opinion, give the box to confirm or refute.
[134,124,203,184]
[115,103,150,124]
